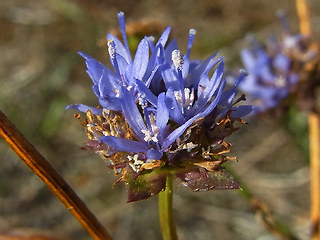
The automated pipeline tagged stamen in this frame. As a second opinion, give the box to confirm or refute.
[114,89,120,98]
[184,88,194,109]
[183,142,198,151]
[174,88,195,110]
[138,94,147,109]
[172,50,184,70]
[128,154,144,172]
[107,40,121,76]
[141,125,159,143]
[107,40,116,59]
[187,29,196,58]
[146,36,155,42]
[174,90,183,103]
[141,129,153,142]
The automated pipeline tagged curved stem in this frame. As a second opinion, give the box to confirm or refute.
[159,174,178,240]
[0,110,112,240]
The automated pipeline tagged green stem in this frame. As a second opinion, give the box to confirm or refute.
[159,174,178,240]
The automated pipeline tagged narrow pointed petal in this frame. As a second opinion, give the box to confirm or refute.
[165,88,185,125]
[66,104,102,115]
[117,12,131,63]
[107,34,131,64]
[162,111,203,150]
[156,93,169,143]
[130,38,150,81]
[161,64,180,91]
[156,93,169,132]
[120,87,147,141]
[230,105,254,118]
[135,80,158,106]
[156,26,171,47]
[195,60,224,108]
[100,136,148,152]
[146,149,163,160]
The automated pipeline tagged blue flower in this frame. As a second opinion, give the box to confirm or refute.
[68,12,252,202]
[239,11,318,113]
[239,42,298,112]
[66,12,171,113]
[138,28,252,124]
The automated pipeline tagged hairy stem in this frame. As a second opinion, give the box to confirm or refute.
[159,174,178,240]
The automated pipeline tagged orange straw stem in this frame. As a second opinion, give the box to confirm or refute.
[296,0,311,35]
[309,112,320,240]
[0,110,112,240]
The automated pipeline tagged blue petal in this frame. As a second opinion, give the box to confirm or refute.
[188,53,219,88]
[230,105,254,118]
[144,46,161,85]
[130,38,150,81]
[273,53,290,71]
[156,93,169,142]
[66,104,102,115]
[195,60,224,109]
[162,112,202,150]
[120,87,147,141]
[98,98,122,111]
[135,80,158,107]
[146,149,163,160]
[161,63,180,91]
[166,88,185,124]
[100,136,148,152]
[107,34,131,64]
[156,26,171,47]
[117,12,131,63]
[98,69,121,98]
[240,49,256,72]
[79,52,109,85]
[115,53,130,78]
[199,78,226,118]
[164,39,179,65]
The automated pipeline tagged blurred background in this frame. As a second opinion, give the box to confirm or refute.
[0,0,319,239]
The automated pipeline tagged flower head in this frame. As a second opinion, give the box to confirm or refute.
[239,11,319,113]
[68,12,252,202]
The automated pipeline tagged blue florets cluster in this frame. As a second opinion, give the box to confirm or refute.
[67,12,252,201]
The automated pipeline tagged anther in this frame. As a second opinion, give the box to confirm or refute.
[172,49,184,70]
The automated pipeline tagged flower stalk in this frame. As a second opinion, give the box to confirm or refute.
[159,174,178,240]
[0,110,112,240]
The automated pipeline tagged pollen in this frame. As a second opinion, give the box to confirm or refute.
[172,49,184,70]
[107,40,116,59]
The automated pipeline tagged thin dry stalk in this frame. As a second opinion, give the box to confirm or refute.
[308,112,320,240]
[295,0,311,35]
[295,0,320,238]
[0,110,112,240]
